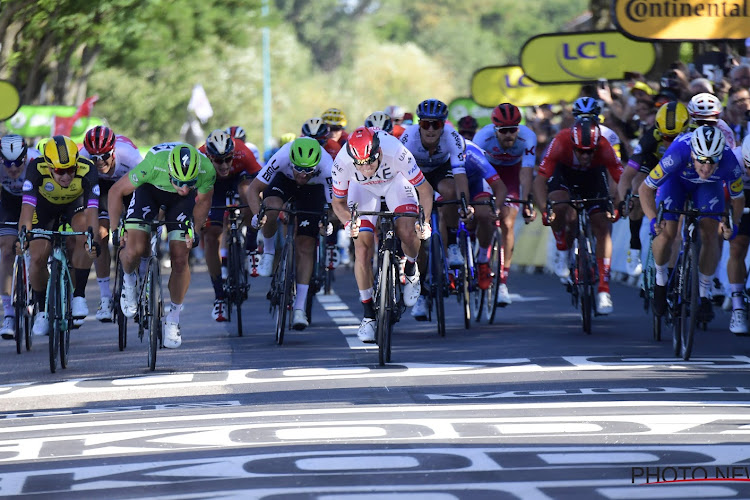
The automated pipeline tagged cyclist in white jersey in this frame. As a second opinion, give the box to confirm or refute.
[399,99,469,318]
[471,103,537,304]
[0,135,39,339]
[727,135,750,334]
[332,127,433,342]
[80,126,143,322]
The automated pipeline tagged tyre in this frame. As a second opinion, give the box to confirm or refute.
[487,229,502,324]
[430,233,446,337]
[147,260,159,371]
[114,251,127,351]
[229,239,243,336]
[48,262,60,374]
[459,234,471,330]
[680,242,699,360]
[376,250,392,366]
[13,258,24,355]
[60,272,71,369]
[275,242,293,345]
[579,247,593,335]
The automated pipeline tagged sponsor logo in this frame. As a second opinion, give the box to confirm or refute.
[660,155,674,169]
[44,182,54,192]
[649,165,665,180]
[730,178,743,193]
[22,180,33,192]
[92,184,100,196]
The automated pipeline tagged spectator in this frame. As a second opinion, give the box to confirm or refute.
[688,77,714,97]
[730,64,750,90]
[725,86,750,143]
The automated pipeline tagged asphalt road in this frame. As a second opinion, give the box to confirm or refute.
[1,259,750,499]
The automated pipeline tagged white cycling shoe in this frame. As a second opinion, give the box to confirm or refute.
[163,321,182,348]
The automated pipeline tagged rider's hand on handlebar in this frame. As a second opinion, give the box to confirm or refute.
[458,205,474,221]
[415,220,432,240]
[319,221,334,236]
[522,204,536,223]
[345,218,361,238]
[251,213,266,230]
[720,220,738,240]
[650,217,664,236]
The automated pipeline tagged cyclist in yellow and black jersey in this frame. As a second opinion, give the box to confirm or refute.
[18,135,101,336]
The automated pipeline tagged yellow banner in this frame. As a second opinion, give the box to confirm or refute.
[614,0,750,40]
[0,80,20,121]
[520,31,655,83]
[471,66,582,108]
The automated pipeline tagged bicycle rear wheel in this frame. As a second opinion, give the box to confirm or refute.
[578,245,593,335]
[680,242,699,360]
[60,272,72,369]
[487,228,502,324]
[275,242,294,345]
[430,233,446,337]
[377,250,393,366]
[228,237,243,336]
[48,262,60,373]
[147,258,161,371]
[12,257,25,354]
[114,248,127,351]
[459,233,472,330]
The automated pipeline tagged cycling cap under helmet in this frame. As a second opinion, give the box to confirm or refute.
[225,126,247,142]
[416,99,449,120]
[322,108,347,128]
[491,103,522,127]
[346,126,381,165]
[205,129,235,157]
[289,137,322,171]
[302,118,330,142]
[571,117,601,151]
[655,101,689,137]
[687,93,722,121]
[364,111,393,133]
[1,134,27,163]
[168,144,201,181]
[572,97,602,118]
[43,135,79,170]
[457,115,478,132]
[84,126,116,154]
[690,125,725,160]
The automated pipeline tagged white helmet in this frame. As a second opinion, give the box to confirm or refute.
[205,129,235,157]
[301,117,330,140]
[364,111,393,133]
[687,92,722,121]
[742,135,750,166]
[0,134,27,163]
[690,125,726,160]
[383,105,405,120]
[225,126,246,142]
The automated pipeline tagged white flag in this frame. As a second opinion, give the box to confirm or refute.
[187,84,213,124]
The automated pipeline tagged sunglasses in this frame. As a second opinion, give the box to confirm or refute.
[694,154,721,164]
[210,154,233,164]
[170,176,198,188]
[292,165,318,176]
[2,158,24,169]
[419,120,444,130]
[52,166,77,176]
[494,126,518,134]
[574,147,595,155]
[90,152,112,162]
[353,151,380,166]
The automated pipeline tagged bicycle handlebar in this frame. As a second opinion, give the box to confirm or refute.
[348,202,426,240]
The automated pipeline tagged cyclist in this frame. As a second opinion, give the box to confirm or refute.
[458,115,479,141]
[383,105,406,138]
[570,97,623,160]
[400,98,469,319]
[617,101,690,277]
[331,126,433,342]
[0,135,40,339]
[18,136,101,335]
[107,142,216,349]
[226,125,262,166]
[80,126,144,322]
[245,137,333,331]
[639,126,744,322]
[727,135,750,334]
[688,93,736,148]
[472,103,537,306]
[532,118,623,315]
[322,108,349,147]
[198,129,262,322]
[302,117,341,157]
[365,111,393,134]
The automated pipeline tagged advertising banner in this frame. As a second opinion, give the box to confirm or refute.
[613,0,750,40]
[5,105,103,139]
[520,31,656,83]
[447,98,496,128]
[0,80,21,121]
[471,66,582,108]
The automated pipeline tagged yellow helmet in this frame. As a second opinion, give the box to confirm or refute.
[322,108,347,128]
[43,135,79,170]
[279,133,297,146]
[655,101,689,137]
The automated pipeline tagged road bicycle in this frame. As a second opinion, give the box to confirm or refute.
[11,229,32,354]
[23,225,94,373]
[306,204,335,324]
[423,202,449,337]
[350,203,423,365]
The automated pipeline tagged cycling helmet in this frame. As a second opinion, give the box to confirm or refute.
[321,108,347,128]
[0,134,27,163]
[655,101,690,137]
[571,117,601,151]
[346,126,381,164]
[205,129,235,157]
[301,117,330,142]
[457,115,478,133]
[83,126,116,154]
[168,143,201,181]
[383,105,405,120]
[279,133,297,147]
[289,137,322,171]
[690,125,725,160]
[364,111,393,133]
[43,135,79,170]
[572,97,602,118]
[225,125,247,142]
[687,92,722,121]
[416,99,449,120]
[491,103,522,127]
[742,135,750,166]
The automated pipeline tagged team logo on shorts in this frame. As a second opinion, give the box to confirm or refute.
[44,182,54,192]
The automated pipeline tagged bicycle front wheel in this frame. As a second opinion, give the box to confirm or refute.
[114,248,127,350]
[487,228,502,324]
[48,261,61,373]
[12,257,25,354]
[376,250,393,366]
[275,242,294,345]
[459,233,472,330]
[680,242,699,360]
[578,246,593,335]
[228,237,244,336]
[430,233,447,337]
[59,271,72,369]
[148,258,161,371]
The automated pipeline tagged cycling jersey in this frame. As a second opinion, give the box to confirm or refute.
[689,119,736,149]
[464,140,500,199]
[22,156,99,209]
[257,142,334,202]
[472,124,537,169]
[627,126,676,174]
[323,139,342,158]
[128,142,215,195]
[599,123,621,161]
[399,122,466,175]
[198,138,261,180]
[1,148,40,199]
[538,129,622,183]
[80,135,143,192]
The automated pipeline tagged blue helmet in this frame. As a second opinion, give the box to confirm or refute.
[572,97,601,118]
[416,99,449,120]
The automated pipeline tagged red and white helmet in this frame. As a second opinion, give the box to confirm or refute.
[571,117,601,151]
[687,93,722,122]
[346,126,380,165]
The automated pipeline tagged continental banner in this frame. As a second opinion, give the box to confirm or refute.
[4,105,103,140]
[471,65,582,108]
[613,0,750,40]
[0,80,21,121]
[447,98,497,128]
[520,31,655,84]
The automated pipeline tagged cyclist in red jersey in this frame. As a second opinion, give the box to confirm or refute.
[322,108,349,147]
[532,117,623,315]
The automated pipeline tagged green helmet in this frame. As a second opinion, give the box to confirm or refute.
[289,137,322,172]
[168,143,200,181]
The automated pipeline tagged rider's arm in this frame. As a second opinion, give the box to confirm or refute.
[247,177,268,216]
[331,194,350,224]
[107,175,137,229]
[532,173,549,212]
[415,179,434,217]
[638,180,658,221]
[489,178,508,206]
[617,165,637,201]
[193,189,213,231]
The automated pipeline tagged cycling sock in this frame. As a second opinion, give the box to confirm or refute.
[210,275,224,300]
[655,264,668,286]
[476,246,489,264]
[74,268,89,297]
[730,283,745,310]
[294,284,308,310]
[699,273,712,298]
[220,248,227,260]
[167,302,183,323]
[359,288,373,302]
[629,219,642,250]
[501,267,510,285]
[362,298,375,319]
[263,236,276,255]
[597,257,611,293]
[553,228,568,250]
[404,257,416,277]
[1,295,12,317]
[33,289,45,311]
[447,228,457,246]
[123,271,137,287]
[97,278,111,300]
